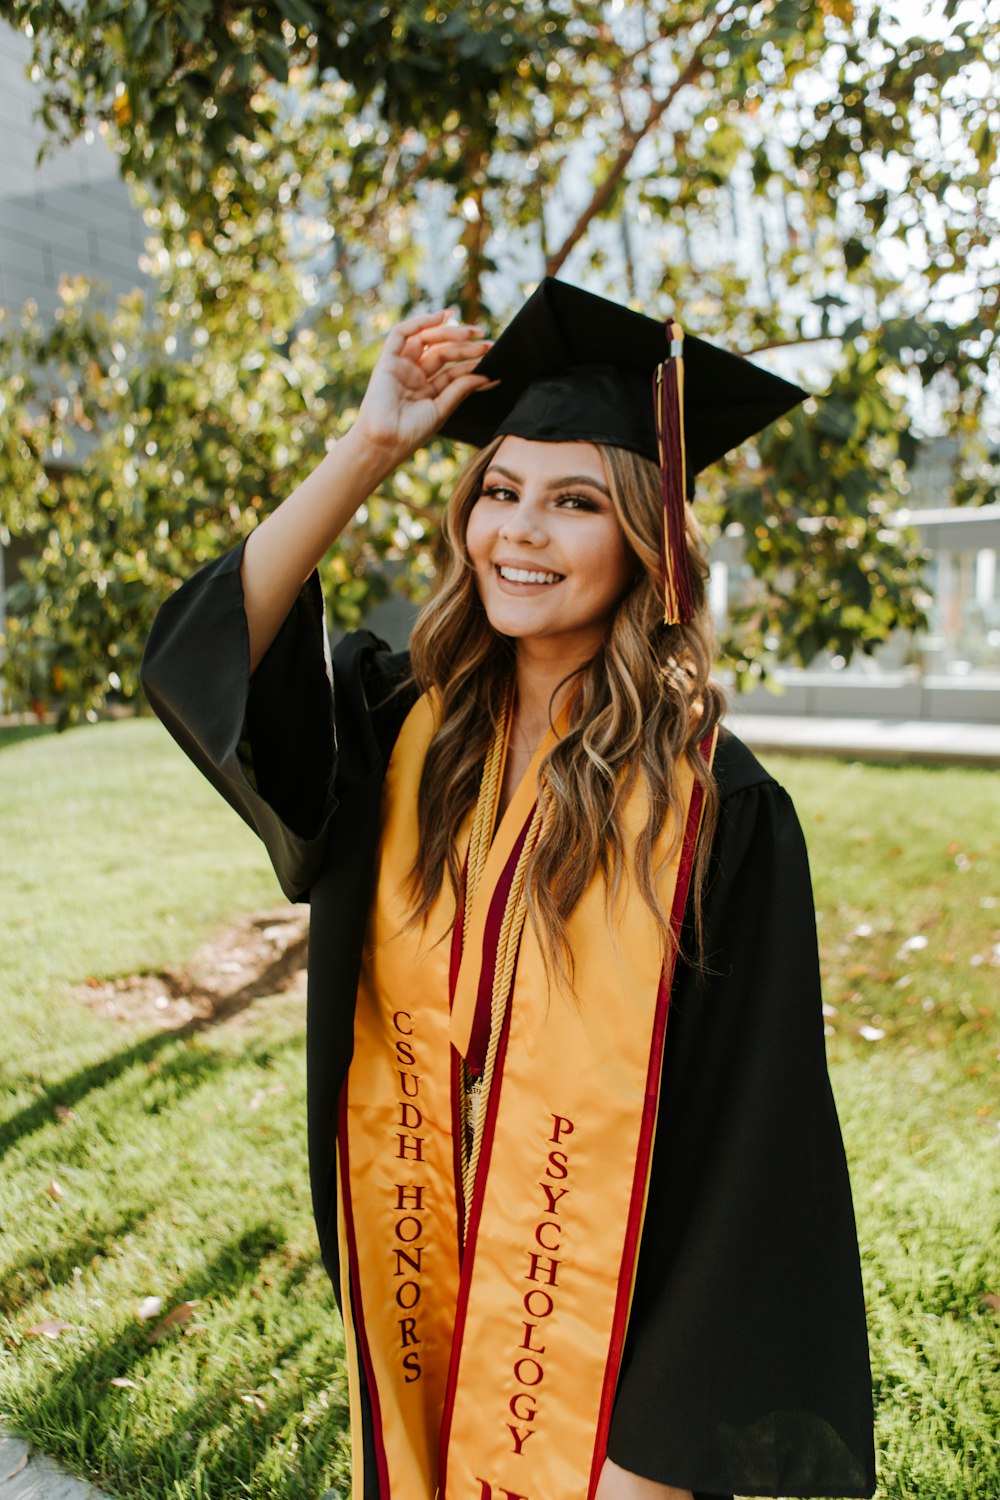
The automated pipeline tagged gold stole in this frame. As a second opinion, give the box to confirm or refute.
[336,693,714,1500]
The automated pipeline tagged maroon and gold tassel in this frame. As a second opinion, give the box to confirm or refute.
[654,321,695,625]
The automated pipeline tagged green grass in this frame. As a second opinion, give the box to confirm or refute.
[781,756,1000,1500]
[0,720,55,751]
[0,721,350,1498]
[1,725,998,1499]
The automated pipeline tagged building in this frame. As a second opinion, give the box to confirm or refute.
[726,440,1000,724]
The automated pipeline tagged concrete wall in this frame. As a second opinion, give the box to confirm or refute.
[732,669,1000,724]
[0,23,146,323]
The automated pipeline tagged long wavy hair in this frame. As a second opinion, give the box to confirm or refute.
[407,436,725,979]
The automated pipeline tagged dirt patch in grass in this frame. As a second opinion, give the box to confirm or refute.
[75,907,308,1032]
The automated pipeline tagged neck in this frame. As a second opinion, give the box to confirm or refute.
[511,636,594,743]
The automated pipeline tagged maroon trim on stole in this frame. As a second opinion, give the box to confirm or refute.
[447,807,537,1261]
[466,807,537,1076]
[586,758,710,1498]
[450,875,469,1259]
[437,1001,515,1495]
[337,1085,391,1498]
[439,804,544,1489]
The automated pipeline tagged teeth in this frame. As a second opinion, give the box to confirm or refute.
[498,566,561,585]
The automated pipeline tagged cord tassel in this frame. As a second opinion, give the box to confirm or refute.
[654,322,695,625]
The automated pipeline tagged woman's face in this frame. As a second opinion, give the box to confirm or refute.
[465,436,634,654]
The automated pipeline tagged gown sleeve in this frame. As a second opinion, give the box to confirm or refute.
[608,739,876,1500]
[139,538,411,902]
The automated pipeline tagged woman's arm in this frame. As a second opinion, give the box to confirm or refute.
[241,310,494,671]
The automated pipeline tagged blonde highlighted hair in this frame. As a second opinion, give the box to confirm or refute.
[407,437,724,977]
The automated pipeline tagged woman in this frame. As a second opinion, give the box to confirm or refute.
[142,280,875,1500]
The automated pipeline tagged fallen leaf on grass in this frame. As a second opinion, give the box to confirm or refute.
[54,1104,76,1124]
[980,1293,1000,1313]
[137,1296,163,1322]
[46,1180,64,1201]
[25,1318,75,1338]
[147,1300,198,1343]
[109,1376,141,1389]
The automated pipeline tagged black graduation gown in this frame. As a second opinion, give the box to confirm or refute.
[140,541,876,1500]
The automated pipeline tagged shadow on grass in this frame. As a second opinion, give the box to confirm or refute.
[0,1202,159,1318]
[0,1017,303,1158]
[8,1224,349,1500]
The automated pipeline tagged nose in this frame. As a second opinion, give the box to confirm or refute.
[498,498,547,547]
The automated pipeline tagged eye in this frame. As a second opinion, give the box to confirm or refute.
[480,483,518,503]
[556,492,601,512]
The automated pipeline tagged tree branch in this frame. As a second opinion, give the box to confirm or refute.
[460,144,490,323]
[753,333,846,352]
[371,489,442,526]
[545,14,726,279]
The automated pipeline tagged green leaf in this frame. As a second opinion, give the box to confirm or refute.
[256,37,290,85]
[279,0,320,30]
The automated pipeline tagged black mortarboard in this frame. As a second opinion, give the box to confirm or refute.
[440,277,807,623]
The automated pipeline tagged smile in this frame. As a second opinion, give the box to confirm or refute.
[496,565,564,586]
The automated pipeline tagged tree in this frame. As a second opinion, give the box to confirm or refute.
[1,0,996,718]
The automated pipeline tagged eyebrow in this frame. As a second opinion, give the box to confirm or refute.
[485,463,612,497]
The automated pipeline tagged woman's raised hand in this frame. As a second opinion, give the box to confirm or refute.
[240,309,493,672]
[352,309,495,468]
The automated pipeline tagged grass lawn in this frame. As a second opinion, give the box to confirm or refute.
[0,720,55,751]
[1,719,998,1499]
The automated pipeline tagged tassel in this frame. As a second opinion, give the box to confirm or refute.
[653,321,695,625]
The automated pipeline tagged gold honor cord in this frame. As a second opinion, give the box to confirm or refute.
[459,689,554,1235]
[653,320,694,626]
[462,683,512,951]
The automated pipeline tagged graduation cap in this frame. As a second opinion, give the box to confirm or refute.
[440,277,807,624]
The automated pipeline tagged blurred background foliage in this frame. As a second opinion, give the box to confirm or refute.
[0,0,996,720]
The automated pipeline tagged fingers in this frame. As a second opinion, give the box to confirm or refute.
[401,324,488,366]
[426,358,494,395]
[418,336,493,377]
[433,372,501,423]
[414,320,483,347]
[386,307,481,357]
[384,307,453,353]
